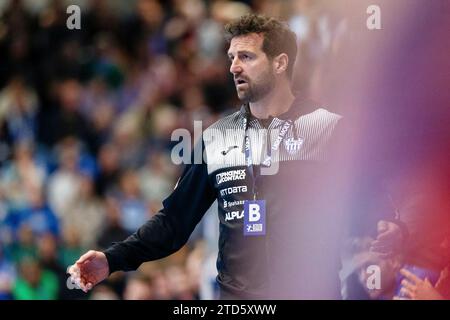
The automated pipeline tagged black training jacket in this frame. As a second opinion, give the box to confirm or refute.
[104,96,346,299]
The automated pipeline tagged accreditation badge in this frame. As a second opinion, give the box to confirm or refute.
[243,200,266,236]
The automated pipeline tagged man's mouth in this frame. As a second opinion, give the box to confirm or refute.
[235,78,248,88]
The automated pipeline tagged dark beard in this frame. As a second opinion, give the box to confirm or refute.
[238,71,275,103]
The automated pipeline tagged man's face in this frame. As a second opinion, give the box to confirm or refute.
[228,33,276,103]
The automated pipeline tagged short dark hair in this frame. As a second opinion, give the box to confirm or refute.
[224,14,298,79]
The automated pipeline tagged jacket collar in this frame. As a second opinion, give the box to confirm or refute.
[239,95,318,123]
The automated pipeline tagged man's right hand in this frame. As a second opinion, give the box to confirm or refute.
[370,220,403,258]
[68,250,109,292]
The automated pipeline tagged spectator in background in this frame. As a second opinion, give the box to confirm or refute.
[114,169,150,234]
[62,174,106,248]
[0,0,36,86]
[59,224,86,267]
[36,233,62,276]
[13,188,59,238]
[0,140,47,211]
[84,100,116,156]
[80,77,116,120]
[5,225,36,264]
[41,79,94,151]
[151,268,172,300]
[0,246,16,300]
[35,232,86,300]
[119,0,168,65]
[411,236,450,301]
[88,284,120,300]
[1,187,59,258]
[175,84,217,135]
[142,101,179,148]
[185,241,204,300]
[395,267,449,300]
[47,137,84,218]
[12,256,58,300]
[96,197,130,251]
[165,265,195,300]
[83,0,121,44]
[123,272,154,300]
[110,113,146,169]
[138,150,176,211]
[36,232,70,299]
[95,143,121,197]
[0,75,38,145]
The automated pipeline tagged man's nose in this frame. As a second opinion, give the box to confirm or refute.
[229,58,243,75]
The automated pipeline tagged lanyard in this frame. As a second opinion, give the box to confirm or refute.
[243,115,293,200]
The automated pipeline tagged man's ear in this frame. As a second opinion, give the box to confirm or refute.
[273,53,289,75]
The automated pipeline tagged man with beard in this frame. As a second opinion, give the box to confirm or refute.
[69,14,348,299]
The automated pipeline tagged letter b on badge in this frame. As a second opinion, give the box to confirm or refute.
[244,200,266,236]
[249,203,260,222]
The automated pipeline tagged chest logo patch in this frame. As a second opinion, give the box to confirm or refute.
[284,137,304,154]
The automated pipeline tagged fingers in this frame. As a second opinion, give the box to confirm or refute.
[400,287,415,299]
[370,239,389,247]
[372,223,400,250]
[66,264,85,291]
[375,226,400,241]
[67,264,81,283]
[374,232,396,243]
[373,251,395,259]
[78,280,88,293]
[399,269,424,300]
[423,278,432,286]
[369,240,394,257]
[77,274,93,293]
[79,282,90,293]
[76,250,97,265]
[69,251,108,293]
[377,220,389,233]
[67,264,79,275]
[370,241,391,252]
[400,268,422,285]
[401,279,416,292]
[69,252,98,293]
[372,221,402,257]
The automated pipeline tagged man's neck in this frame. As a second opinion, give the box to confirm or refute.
[249,81,295,119]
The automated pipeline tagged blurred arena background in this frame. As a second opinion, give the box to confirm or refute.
[0,0,449,300]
